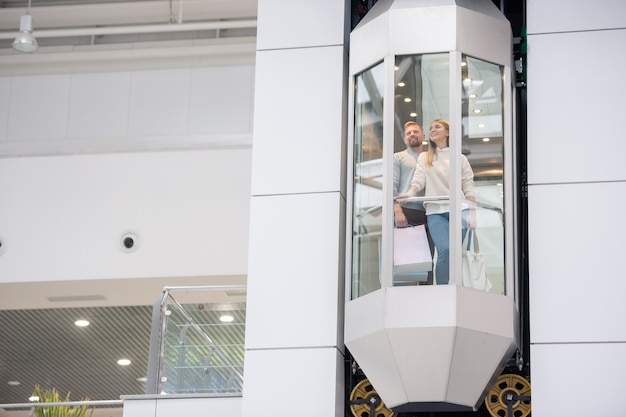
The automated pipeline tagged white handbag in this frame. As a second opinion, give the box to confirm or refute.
[462,229,492,291]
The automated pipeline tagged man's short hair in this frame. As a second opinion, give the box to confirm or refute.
[404,121,420,130]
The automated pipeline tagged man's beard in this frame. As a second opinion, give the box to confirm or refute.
[408,138,422,147]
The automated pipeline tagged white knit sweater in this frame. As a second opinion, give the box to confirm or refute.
[410,147,475,214]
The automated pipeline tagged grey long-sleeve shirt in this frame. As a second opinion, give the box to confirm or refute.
[393,148,424,212]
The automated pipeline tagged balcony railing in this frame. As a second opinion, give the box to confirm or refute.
[145,285,246,396]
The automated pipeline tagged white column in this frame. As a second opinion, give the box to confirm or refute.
[242,1,349,417]
[527,1,626,415]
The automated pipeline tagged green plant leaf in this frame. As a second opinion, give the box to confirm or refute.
[32,385,95,417]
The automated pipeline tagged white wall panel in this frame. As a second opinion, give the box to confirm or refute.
[527,0,626,34]
[526,29,626,185]
[242,348,342,417]
[68,72,131,139]
[189,66,255,135]
[528,182,626,343]
[531,343,626,416]
[155,397,241,417]
[0,148,251,283]
[256,0,347,50]
[251,46,346,196]
[0,78,9,142]
[122,398,156,417]
[245,192,344,349]
[245,2,347,417]
[123,396,242,417]
[0,64,255,156]
[127,68,191,136]
[6,74,71,141]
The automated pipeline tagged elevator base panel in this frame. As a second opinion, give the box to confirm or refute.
[345,286,519,411]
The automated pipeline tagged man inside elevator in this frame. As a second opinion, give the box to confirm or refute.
[394,121,427,228]
[393,121,433,284]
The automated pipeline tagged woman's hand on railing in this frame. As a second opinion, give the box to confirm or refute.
[394,194,408,204]
[395,186,418,203]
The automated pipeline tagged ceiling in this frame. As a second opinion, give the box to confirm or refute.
[0,1,256,416]
[0,305,152,416]
[0,0,258,75]
[0,0,258,40]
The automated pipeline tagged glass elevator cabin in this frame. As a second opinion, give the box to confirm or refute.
[345,0,520,412]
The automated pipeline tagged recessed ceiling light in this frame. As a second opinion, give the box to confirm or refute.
[397,81,406,87]
[117,359,131,366]
[478,123,486,128]
[403,97,411,103]
[75,319,90,327]
[137,377,147,382]
[409,112,417,117]
[219,314,234,323]
[7,381,20,386]
[482,137,490,142]
[29,395,39,402]
[473,109,482,114]
[469,93,478,99]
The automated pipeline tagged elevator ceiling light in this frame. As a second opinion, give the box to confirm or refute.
[12,0,38,53]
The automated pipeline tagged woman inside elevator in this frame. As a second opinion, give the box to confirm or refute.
[396,118,476,285]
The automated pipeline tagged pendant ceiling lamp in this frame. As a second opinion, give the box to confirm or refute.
[12,0,38,53]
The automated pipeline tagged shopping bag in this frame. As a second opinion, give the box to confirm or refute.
[393,225,432,274]
[462,229,492,291]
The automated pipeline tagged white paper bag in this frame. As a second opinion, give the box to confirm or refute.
[393,225,432,274]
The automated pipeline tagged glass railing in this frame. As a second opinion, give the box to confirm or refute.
[145,285,246,396]
[352,202,383,299]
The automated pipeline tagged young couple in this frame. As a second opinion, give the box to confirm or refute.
[394,119,476,285]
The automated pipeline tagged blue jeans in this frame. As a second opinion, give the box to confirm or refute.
[427,211,468,285]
